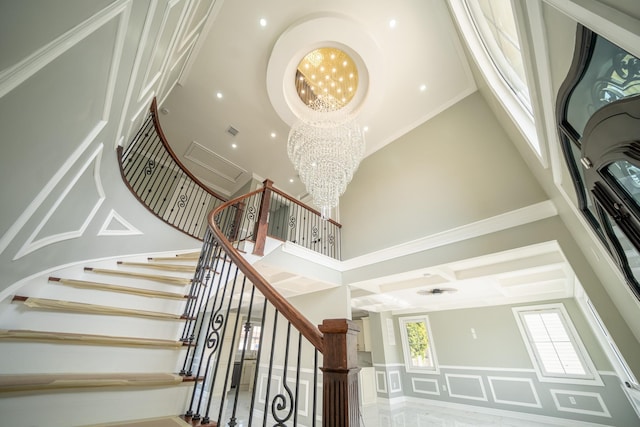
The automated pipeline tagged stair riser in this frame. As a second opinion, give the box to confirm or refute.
[0,342,186,374]
[0,305,185,340]
[0,383,194,427]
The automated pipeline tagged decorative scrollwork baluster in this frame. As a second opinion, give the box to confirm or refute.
[271,381,294,426]
[145,158,156,175]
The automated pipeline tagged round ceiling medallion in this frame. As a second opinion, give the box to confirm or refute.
[295,47,359,111]
[266,14,384,127]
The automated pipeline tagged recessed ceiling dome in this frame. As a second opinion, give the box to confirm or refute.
[266,14,384,126]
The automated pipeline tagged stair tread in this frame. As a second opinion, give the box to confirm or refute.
[0,372,199,393]
[49,277,192,300]
[117,261,196,273]
[12,296,193,321]
[84,267,193,286]
[175,252,201,258]
[0,328,184,348]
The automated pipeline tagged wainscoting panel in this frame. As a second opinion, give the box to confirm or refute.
[376,370,388,393]
[388,370,402,393]
[444,374,487,402]
[487,376,541,408]
[411,377,439,396]
[550,389,611,418]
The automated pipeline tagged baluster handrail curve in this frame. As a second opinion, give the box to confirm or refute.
[207,190,325,352]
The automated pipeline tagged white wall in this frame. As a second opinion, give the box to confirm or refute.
[340,92,548,259]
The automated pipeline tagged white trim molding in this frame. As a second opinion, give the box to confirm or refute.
[98,209,143,236]
[411,377,440,396]
[487,376,542,409]
[0,0,130,98]
[14,144,106,260]
[445,374,488,402]
[550,389,611,418]
[376,371,388,394]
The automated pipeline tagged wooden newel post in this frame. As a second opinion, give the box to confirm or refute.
[253,179,273,256]
[319,319,361,427]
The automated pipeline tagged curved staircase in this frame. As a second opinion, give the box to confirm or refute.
[0,251,203,426]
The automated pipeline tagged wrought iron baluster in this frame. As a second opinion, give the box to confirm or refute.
[248,298,268,427]
[271,322,294,426]
[262,309,279,427]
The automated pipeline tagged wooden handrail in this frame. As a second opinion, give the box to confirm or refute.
[149,99,227,202]
[207,190,325,352]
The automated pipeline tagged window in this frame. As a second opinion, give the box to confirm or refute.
[448,0,543,161]
[238,324,261,351]
[514,304,601,385]
[464,0,531,112]
[399,316,438,373]
[557,25,640,298]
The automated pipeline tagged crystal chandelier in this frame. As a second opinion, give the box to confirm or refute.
[287,48,365,218]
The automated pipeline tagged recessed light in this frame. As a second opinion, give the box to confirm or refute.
[231,143,237,149]
[389,19,397,29]
[363,126,369,132]
[259,18,267,27]
[420,84,427,92]
[270,132,276,138]
[216,92,223,99]
[289,178,294,183]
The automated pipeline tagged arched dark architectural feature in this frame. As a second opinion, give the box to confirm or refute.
[557,25,640,298]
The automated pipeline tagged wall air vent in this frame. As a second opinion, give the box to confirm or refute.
[417,288,457,296]
[227,126,239,136]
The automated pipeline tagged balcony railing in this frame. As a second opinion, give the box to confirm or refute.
[119,99,342,260]
[118,99,227,240]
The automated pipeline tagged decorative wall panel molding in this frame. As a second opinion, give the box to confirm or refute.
[388,371,402,393]
[98,209,143,236]
[550,389,611,418]
[0,0,130,255]
[376,370,388,394]
[445,374,488,402]
[0,0,130,98]
[177,0,215,53]
[411,377,439,395]
[158,35,197,103]
[487,376,541,408]
[138,0,187,102]
[14,145,106,259]
[114,0,158,149]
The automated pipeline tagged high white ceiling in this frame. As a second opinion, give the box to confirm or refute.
[160,0,574,314]
[160,0,476,198]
